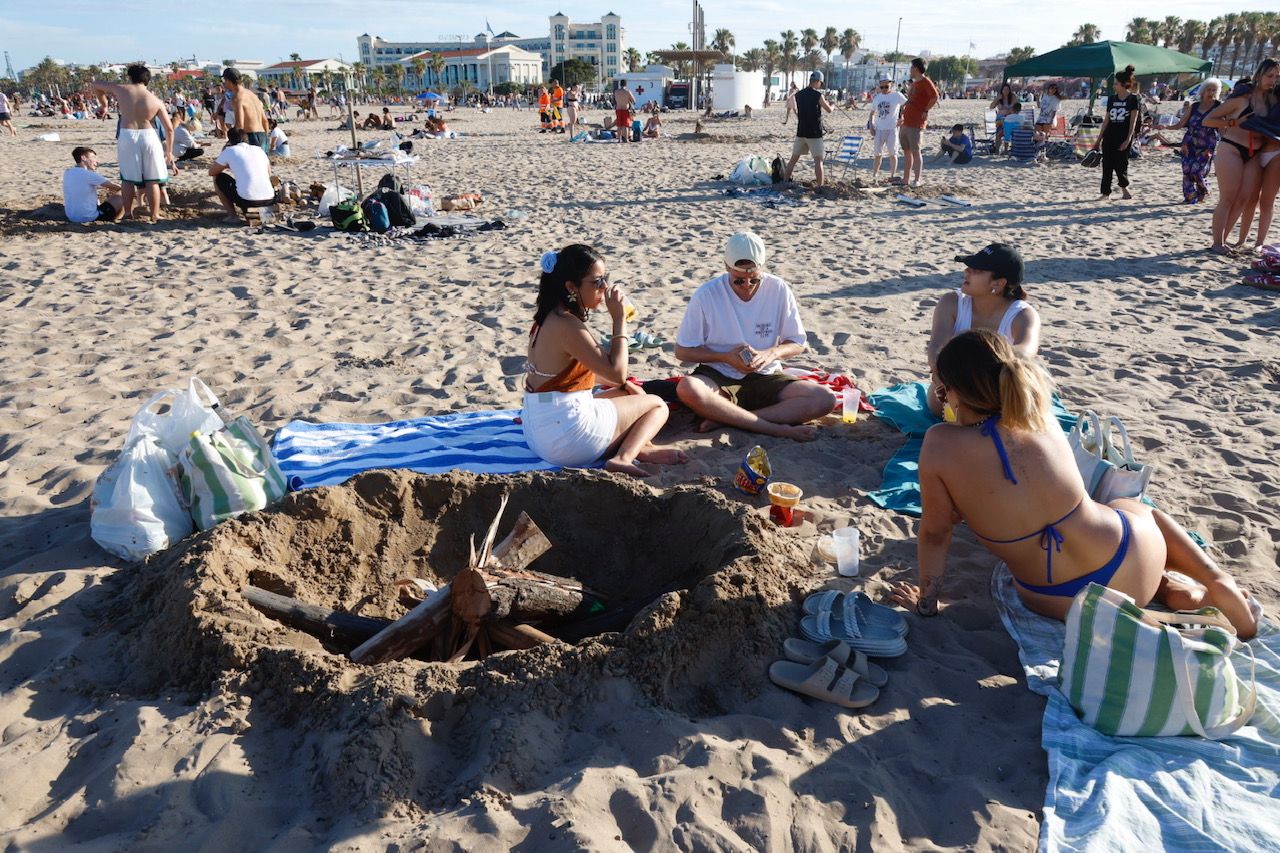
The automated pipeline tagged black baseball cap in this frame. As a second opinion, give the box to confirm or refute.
[955,243,1024,286]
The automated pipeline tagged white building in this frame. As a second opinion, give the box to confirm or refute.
[398,45,544,90]
[711,64,764,112]
[256,59,352,88]
[359,32,553,78]
[613,65,672,109]
[549,12,624,83]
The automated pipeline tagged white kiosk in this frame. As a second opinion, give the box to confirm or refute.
[711,64,765,112]
[613,65,675,110]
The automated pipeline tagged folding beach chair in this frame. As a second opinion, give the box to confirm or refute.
[1009,126,1039,163]
[833,134,865,179]
[1048,115,1068,139]
[973,109,999,154]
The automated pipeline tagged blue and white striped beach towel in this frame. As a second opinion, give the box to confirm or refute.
[271,409,558,490]
[991,564,1280,852]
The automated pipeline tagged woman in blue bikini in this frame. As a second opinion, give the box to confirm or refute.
[890,330,1257,639]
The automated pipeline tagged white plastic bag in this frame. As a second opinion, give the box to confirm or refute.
[730,156,772,186]
[90,433,194,560]
[317,184,356,217]
[126,377,224,457]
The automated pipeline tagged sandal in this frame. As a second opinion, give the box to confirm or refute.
[800,601,908,658]
[632,331,666,349]
[768,656,879,709]
[803,590,908,637]
[782,638,888,687]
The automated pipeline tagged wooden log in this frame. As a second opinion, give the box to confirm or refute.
[486,576,597,622]
[244,586,389,645]
[489,619,559,650]
[488,511,552,571]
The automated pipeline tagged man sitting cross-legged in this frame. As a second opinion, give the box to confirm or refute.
[674,231,836,441]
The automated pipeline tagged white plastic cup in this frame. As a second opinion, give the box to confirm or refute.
[833,527,860,577]
[841,388,862,424]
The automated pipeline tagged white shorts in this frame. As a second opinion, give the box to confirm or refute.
[118,128,168,186]
[872,128,897,158]
[521,390,617,467]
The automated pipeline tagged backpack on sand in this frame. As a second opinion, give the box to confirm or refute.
[377,173,405,195]
[374,188,416,228]
[361,197,391,234]
[771,155,785,184]
[329,199,367,233]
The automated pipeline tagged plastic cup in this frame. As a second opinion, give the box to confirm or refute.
[833,527,860,577]
[841,388,862,424]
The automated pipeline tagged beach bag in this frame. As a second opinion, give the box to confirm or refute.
[90,432,194,560]
[317,184,355,217]
[374,188,416,228]
[1069,411,1152,503]
[125,378,225,457]
[771,155,785,184]
[330,199,367,233]
[180,416,288,531]
[1061,583,1257,738]
[361,198,391,233]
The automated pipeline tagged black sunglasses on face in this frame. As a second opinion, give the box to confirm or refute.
[584,275,608,289]
[731,275,761,286]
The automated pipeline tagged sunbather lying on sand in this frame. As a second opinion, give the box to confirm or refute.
[890,330,1257,639]
[521,244,687,478]
[926,243,1040,418]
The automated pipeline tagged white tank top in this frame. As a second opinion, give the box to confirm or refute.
[952,291,1029,342]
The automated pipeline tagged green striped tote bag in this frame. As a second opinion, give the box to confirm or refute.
[181,416,288,531]
[1061,583,1256,739]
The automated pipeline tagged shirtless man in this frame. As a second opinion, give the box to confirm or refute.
[222,68,270,152]
[90,65,174,223]
[613,82,635,144]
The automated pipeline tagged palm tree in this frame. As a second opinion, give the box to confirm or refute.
[803,49,824,74]
[1161,17,1182,49]
[670,41,691,81]
[1071,24,1101,46]
[801,28,819,70]
[430,53,447,88]
[839,28,860,91]
[624,47,642,72]
[763,39,781,103]
[1202,17,1224,63]
[1006,46,1036,69]
[1221,13,1241,75]
[350,62,365,92]
[370,67,386,96]
[820,27,839,80]
[1178,20,1206,56]
[739,48,763,72]
[389,62,405,97]
[712,28,735,67]
[410,56,426,89]
[1239,12,1265,75]
[1126,18,1151,44]
[780,30,799,86]
[1253,13,1279,69]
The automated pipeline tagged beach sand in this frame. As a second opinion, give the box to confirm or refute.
[1,100,1277,850]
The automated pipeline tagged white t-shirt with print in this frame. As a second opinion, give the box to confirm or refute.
[871,91,907,131]
[676,273,806,380]
[215,143,274,201]
[62,167,109,223]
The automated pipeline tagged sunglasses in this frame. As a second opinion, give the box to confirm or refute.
[731,275,762,287]
[584,275,608,290]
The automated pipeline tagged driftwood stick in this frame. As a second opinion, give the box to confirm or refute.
[478,494,510,566]
[488,511,551,572]
[348,584,454,665]
[244,586,390,645]
[489,619,559,650]
[486,576,597,622]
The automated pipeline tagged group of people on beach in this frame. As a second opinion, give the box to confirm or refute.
[522,231,1259,641]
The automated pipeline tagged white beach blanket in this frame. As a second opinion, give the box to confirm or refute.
[991,564,1280,852]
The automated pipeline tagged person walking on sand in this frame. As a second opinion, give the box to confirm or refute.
[1089,65,1140,202]
[782,82,799,124]
[89,65,175,223]
[0,90,16,136]
[521,244,686,478]
[869,77,906,182]
[223,68,270,152]
[784,71,834,186]
[1165,79,1221,204]
[900,58,939,187]
[674,232,836,441]
[613,82,635,143]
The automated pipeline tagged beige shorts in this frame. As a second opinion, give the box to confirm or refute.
[791,136,825,159]
[898,126,922,153]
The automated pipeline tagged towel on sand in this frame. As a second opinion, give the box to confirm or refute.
[272,410,558,490]
[991,564,1280,852]
[866,382,1073,516]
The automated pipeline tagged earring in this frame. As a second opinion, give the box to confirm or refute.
[566,290,578,305]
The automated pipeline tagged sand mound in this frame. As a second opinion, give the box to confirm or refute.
[105,469,815,813]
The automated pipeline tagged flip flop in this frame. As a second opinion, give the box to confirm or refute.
[782,638,889,687]
[632,331,666,349]
[800,604,908,658]
[768,656,879,709]
[803,590,908,637]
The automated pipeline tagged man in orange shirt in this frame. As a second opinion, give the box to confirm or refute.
[899,57,939,188]
[537,86,552,132]
[550,80,565,132]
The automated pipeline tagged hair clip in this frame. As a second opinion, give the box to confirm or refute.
[540,251,558,274]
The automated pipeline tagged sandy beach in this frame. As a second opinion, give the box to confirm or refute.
[1,100,1277,849]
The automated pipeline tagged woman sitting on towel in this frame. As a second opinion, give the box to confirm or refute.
[890,330,1257,639]
[925,243,1040,418]
[522,244,686,478]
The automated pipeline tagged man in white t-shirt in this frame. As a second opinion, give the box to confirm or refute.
[208,128,274,223]
[674,232,836,441]
[62,146,123,223]
[869,78,907,182]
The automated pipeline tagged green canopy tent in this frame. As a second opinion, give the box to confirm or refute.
[1003,40,1211,113]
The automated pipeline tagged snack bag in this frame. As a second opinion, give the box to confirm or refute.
[733,445,771,496]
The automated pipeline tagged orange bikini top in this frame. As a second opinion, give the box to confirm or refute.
[525,322,597,393]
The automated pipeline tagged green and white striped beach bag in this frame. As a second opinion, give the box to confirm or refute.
[1061,583,1256,739]
[181,416,288,531]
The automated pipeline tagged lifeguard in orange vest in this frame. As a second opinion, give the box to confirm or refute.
[550,80,565,132]
[537,87,552,133]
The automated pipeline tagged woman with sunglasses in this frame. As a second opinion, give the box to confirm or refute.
[522,244,686,478]
[890,330,1257,640]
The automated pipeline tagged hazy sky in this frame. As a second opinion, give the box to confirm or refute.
[4,1,1227,72]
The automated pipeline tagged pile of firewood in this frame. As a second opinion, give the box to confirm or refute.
[243,497,606,663]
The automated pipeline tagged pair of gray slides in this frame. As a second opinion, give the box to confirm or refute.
[769,590,909,709]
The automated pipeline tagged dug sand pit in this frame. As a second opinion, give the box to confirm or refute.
[107,469,814,811]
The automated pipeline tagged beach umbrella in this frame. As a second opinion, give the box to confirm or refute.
[415,91,441,101]
[1003,41,1211,112]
